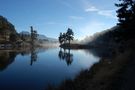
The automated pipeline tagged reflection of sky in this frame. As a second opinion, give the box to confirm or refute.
[0,48,99,90]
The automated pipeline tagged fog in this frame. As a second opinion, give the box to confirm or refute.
[79,25,119,45]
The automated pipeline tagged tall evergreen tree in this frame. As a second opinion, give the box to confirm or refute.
[58,32,63,45]
[115,0,135,26]
[62,33,67,44]
[66,28,74,45]
[30,26,38,46]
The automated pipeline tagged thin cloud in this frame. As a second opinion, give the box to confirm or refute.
[69,16,84,20]
[98,10,117,19]
[85,6,98,12]
[85,8,116,19]
[81,0,116,19]
[85,7,116,19]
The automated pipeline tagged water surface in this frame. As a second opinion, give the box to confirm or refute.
[0,48,99,90]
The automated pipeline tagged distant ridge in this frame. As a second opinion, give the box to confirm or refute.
[19,31,58,42]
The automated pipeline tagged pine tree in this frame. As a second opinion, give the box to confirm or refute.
[115,0,135,26]
[66,28,74,45]
[30,26,37,46]
[58,32,63,45]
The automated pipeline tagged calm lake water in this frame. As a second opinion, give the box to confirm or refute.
[0,48,99,90]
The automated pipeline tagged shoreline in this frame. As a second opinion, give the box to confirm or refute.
[49,43,135,90]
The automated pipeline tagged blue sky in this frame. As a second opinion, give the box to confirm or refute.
[0,0,118,40]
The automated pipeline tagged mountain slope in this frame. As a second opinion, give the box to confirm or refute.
[0,16,16,33]
[0,16,17,41]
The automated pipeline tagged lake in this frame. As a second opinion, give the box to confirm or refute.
[0,48,99,90]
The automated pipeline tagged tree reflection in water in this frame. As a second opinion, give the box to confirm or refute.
[58,48,73,66]
[30,46,37,66]
[0,51,17,71]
